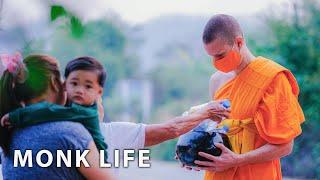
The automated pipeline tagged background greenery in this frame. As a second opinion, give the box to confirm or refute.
[0,0,318,178]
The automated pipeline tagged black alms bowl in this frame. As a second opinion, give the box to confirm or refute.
[176,123,232,166]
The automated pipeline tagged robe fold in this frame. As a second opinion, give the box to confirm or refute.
[205,57,304,180]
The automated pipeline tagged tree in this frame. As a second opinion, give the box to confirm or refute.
[266,0,320,178]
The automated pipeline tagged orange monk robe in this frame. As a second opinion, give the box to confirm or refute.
[204,57,305,180]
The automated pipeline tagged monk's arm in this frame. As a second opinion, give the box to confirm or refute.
[144,113,208,147]
[237,141,293,165]
[194,140,294,171]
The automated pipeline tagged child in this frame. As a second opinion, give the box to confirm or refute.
[1,56,109,160]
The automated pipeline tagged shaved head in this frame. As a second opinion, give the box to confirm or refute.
[202,14,243,45]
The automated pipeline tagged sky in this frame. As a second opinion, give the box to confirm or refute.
[101,0,291,23]
[1,0,291,27]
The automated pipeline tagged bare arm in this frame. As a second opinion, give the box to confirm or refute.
[144,101,230,147]
[195,141,293,172]
[78,141,114,180]
[143,73,233,147]
[144,113,208,147]
[238,141,293,165]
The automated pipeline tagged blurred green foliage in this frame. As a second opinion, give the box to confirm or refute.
[150,59,212,107]
[50,5,67,21]
[50,5,84,38]
[24,19,137,95]
[265,0,320,178]
[148,51,214,162]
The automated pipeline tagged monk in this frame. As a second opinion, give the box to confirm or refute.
[193,14,305,180]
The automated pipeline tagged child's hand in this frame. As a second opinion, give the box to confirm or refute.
[1,114,12,128]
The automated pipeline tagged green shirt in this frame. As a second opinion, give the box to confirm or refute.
[8,101,108,160]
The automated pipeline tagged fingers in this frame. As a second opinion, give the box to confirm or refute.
[193,167,202,171]
[192,167,201,171]
[194,160,215,167]
[1,114,10,127]
[208,111,230,121]
[208,103,225,111]
[192,101,230,117]
[208,112,229,120]
[195,166,215,171]
[217,111,230,118]
[174,155,200,171]
[174,154,186,169]
[210,115,222,123]
[210,111,229,117]
[209,100,231,111]
[185,165,201,171]
[207,105,230,114]
[199,167,226,172]
[214,143,229,153]
[209,105,230,112]
[198,152,221,162]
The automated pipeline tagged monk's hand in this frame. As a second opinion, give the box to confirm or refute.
[174,153,200,171]
[0,114,12,128]
[194,143,241,172]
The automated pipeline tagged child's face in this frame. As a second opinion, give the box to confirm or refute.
[65,70,103,106]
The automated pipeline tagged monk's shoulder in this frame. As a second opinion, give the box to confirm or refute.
[210,71,235,85]
[209,71,235,98]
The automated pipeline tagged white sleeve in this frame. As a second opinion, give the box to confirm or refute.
[100,122,146,151]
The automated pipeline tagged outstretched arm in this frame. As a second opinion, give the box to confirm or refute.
[144,114,208,147]
[144,101,230,147]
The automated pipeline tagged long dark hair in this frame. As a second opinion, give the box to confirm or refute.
[0,54,61,154]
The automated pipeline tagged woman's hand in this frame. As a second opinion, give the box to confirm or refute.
[193,100,230,121]
[1,114,12,128]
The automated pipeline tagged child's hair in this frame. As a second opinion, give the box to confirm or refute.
[0,54,61,154]
[64,56,106,87]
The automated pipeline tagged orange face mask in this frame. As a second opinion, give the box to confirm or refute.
[212,49,242,73]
